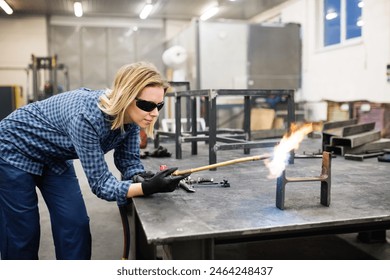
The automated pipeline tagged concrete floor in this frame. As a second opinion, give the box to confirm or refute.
[36,148,390,260]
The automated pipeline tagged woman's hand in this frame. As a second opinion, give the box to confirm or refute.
[141,167,189,195]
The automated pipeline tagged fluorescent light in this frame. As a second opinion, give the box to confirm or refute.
[74,2,83,17]
[200,6,219,21]
[139,3,153,19]
[0,0,13,15]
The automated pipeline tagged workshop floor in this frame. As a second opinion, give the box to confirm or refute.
[36,143,390,260]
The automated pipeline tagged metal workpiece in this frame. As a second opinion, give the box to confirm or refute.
[325,138,390,155]
[322,121,374,140]
[326,122,375,137]
[322,119,358,131]
[322,120,371,148]
[276,152,331,210]
[322,121,378,154]
[344,152,384,161]
[330,130,381,148]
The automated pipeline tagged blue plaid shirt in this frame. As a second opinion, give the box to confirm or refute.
[0,88,144,205]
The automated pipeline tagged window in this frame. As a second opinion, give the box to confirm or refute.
[323,0,363,47]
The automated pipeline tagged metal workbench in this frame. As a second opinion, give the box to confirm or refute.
[127,139,390,259]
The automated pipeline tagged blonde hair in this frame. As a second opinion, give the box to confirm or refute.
[98,61,170,138]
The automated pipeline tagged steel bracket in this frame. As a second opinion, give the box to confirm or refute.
[276,152,331,210]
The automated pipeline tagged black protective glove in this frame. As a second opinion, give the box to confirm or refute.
[132,171,155,183]
[141,167,190,196]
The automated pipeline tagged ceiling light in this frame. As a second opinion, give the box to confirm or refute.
[325,11,338,20]
[356,17,364,27]
[0,0,13,15]
[74,2,83,17]
[200,6,219,21]
[140,2,154,20]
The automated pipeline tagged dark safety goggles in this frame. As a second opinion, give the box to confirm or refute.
[135,98,164,112]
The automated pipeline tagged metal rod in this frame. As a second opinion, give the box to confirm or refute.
[172,154,270,175]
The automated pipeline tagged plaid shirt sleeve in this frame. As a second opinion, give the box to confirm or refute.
[67,112,138,206]
[114,125,145,180]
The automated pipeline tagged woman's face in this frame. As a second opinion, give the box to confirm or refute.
[124,86,165,128]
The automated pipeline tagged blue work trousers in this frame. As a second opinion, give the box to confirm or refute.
[0,158,91,260]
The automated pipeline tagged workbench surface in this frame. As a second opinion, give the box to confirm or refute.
[131,138,390,259]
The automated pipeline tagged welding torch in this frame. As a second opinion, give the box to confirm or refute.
[172,154,270,176]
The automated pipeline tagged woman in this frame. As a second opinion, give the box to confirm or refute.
[0,61,188,260]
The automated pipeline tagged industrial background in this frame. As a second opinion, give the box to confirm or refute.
[0,0,390,260]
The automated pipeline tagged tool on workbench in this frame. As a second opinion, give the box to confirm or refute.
[177,176,230,192]
[193,179,230,188]
[161,165,214,192]
[186,176,213,184]
[172,154,270,176]
[197,177,214,183]
[178,179,196,192]
[178,176,216,192]
[377,149,390,162]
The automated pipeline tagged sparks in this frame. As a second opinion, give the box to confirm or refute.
[264,123,313,178]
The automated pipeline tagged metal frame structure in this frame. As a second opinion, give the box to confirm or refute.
[156,88,296,166]
[154,81,192,157]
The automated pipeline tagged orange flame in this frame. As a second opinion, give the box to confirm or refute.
[264,123,313,178]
